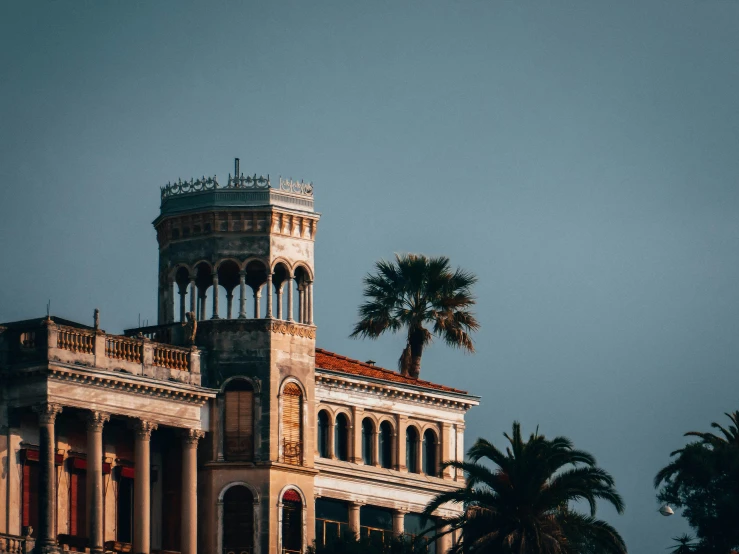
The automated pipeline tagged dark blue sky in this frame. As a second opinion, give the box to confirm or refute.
[2,1,739,551]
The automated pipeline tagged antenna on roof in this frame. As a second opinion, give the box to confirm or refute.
[46,300,51,320]
[235,158,240,178]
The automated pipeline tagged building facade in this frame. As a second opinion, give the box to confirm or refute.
[0,162,478,554]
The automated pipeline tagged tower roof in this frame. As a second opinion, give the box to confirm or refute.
[157,159,315,221]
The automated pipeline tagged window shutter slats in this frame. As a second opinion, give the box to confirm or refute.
[225,390,253,461]
[282,383,303,464]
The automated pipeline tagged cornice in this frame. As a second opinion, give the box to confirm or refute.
[6,363,217,405]
[315,371,478,412]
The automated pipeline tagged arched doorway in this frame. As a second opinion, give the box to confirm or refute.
[223,485,254,554]
[281,489,303,553]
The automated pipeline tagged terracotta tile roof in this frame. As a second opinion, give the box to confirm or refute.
[315,348,468,394]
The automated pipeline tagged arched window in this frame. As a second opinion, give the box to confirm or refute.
[362,418,374,465]
[224,380,254,461]
[379,421,393,469]
[223,486,254,554]
[334,413,349,461]
[282,489,303,553]
[423,429,438,476]
[317,410,330,458]
[406,426,419,473]
[282,383,303,465]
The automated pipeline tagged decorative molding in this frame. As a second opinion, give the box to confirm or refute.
[161,176,219,199]
[85,411,110,432]
[267,321,316,339]
[46,366,214,405]
[182,428,205,445]
[33,403,62,424]
[279,177,313,196]
[316,373,475,411]
[132,420,158,439]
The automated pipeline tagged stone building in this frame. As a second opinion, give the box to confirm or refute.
[0,161,479,554]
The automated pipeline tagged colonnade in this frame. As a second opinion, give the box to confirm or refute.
[173,272,314,324]
[29,403,203,554]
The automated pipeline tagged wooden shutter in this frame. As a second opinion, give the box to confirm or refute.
[225,390,253,461]
[282,383,302,464]
[69,470,86,537]
[22,463,39,532]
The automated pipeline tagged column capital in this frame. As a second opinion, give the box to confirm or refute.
[85,411,110,431]
[189,275,196,282]
[33,403,63,424]
[182,428,205,445]
[132,420,158,440]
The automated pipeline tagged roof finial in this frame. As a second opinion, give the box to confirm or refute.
[234,158,240,180]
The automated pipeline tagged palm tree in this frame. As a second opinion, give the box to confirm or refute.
[654,411,739,554]
[350,253,479,379]
[683,411,739,448]
[669,535,697,554]
[423,422,627,554]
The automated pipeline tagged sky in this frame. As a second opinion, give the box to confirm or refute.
[2,0,739,551]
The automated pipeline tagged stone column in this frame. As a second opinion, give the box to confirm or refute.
[436,522,452,554]
[226,292,233,319]
[297,285,304,323]
[266,273,273,318]
[455,424,465,482]
[181,429,204,554]
[308,281,314,325]
[133,420,157,554]
[199,295,206,321]
[441,423,453,479]
[253,288,261,319]
[371,429,379,466]
[189,278,196,315]
[286,277,294,321]
[327,421,336,459]
[167,278,175,323]
[392,510,405,536]
[179,290,187,323]
[238,271,247,319]
[211,272,219,319]
[33,403,62,554]
[416,434,423,474]
[86,411,110,554]
[275,285,282,319]
[351,407,363,464]
[348,502,362,538]
[396,416,408,472]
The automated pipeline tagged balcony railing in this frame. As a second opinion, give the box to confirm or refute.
[1,321,201,386]
[0,533,31,554]
[282,439,302,465]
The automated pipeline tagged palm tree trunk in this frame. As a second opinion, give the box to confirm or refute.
[408,332,424,379]
[399,343,412,377]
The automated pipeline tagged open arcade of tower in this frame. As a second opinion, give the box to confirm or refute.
[0,160,478,554]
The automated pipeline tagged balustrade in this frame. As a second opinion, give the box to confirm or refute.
[0,534,28,554]
[153,345,189,371]
[105,337,143,363]
[57,327,94,354]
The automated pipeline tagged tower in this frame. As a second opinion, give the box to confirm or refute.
[152,159,320,553]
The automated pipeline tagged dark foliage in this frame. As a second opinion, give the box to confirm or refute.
[655,411,739,554]
[308,532,430,554]
[423,422,627,554]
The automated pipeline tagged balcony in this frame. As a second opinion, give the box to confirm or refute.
[0,319,200,386]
